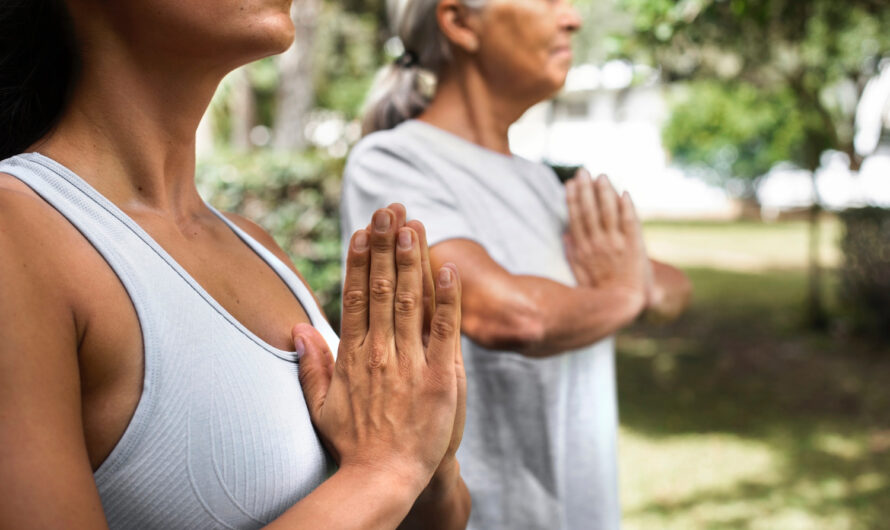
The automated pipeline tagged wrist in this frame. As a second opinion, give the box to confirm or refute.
[400,458,470,530]
[613,284,648,324]
[336,461,429,511]
[420,457,462,502]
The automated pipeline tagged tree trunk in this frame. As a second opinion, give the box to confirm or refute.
[273,0,320,151]
[806,172,829,330]
[230,68,256,152]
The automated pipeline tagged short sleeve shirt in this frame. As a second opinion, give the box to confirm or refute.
[341,120,620,530]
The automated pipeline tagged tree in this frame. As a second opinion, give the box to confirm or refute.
[274,0,321,150]
[617,0,890,328]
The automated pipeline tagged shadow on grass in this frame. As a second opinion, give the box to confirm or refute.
[618,267,890,528]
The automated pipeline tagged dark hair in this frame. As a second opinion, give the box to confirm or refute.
[0,0,79,160]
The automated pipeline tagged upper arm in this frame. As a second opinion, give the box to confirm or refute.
[0,191,108,528]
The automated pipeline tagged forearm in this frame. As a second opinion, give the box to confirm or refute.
[266,466,422,530]
[399,460,471,530]
[463,275,646,358]
[522,276,645,356]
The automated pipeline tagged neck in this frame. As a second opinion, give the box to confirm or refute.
[34,36,225,216]
[418,61,533,156]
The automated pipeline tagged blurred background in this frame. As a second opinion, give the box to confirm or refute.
[195,0,890,527]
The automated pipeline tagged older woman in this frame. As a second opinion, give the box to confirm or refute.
[341,0,692,528]
[0,0,470,528]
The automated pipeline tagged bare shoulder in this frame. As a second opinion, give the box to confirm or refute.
[0,171,43,201]
[0,172,102,304]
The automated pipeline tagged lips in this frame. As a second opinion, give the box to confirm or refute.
[551,46,573,60]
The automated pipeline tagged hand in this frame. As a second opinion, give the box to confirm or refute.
[564,170,653,303]
[364,204,466,482]
[295,205,464,497]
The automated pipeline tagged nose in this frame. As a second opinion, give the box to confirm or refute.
[559,0,582,33]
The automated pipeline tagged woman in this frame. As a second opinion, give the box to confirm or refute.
[0,0,470,528]
[341,0,692,528]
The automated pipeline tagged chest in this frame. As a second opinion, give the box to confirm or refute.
[444,166,573,282]
[76,224,330,527]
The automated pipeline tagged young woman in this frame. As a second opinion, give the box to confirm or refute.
[341,0,692,527]
[0,0,470,527]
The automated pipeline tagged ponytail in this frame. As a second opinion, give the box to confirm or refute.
[360,0,486,136]
[360,61,433,136]
[0,0,79,160]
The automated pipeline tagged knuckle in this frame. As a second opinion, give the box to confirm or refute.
[430,316,456,339]
[370,235,393,252]
[342,289,367,312]
[369,278,395,300]
[397,252,417,269]
[367,342,388,369]
[394,291,419,314]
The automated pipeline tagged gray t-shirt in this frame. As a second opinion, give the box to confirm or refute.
[341,120,620,530]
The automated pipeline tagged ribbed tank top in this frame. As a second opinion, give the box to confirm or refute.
[0,153,339,529]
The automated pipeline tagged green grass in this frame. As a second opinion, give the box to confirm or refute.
[619,220,890,529]
[642,218,842,271]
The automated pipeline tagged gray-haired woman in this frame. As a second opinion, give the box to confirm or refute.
[340,0,692,528]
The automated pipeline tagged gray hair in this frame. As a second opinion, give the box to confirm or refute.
[360,0,486,136]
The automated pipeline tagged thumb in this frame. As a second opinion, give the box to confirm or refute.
[294,323,334,422]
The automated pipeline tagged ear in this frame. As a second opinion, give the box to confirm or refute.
[437,0,482,54]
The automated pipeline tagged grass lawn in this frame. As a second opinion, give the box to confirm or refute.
[619,219,890,529]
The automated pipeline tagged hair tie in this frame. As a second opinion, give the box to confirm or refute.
[394,50,419,68]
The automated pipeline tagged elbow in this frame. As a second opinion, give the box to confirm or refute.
[648,270,693,322]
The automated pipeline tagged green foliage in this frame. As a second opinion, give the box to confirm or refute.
[196,149,345,329]
[617,0,890,177]
[662,81,807,193]
[838,207,890,339]
[313,2,382,118]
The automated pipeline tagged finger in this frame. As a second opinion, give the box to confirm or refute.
[451,333,467,452]
[565,176,590,254]
[363,204,405,232]
[563,232,591,285]
[294,323,335,423]
[597,174,620,235]
[621,191,646,252]
[407,219,435,346]
[386,203,407,230]
[620,191,640,237]
[368,208,397,365]
[427,263,461,371]
[394,227,424,370]
[340,228,371,350]
[578,170,601,240]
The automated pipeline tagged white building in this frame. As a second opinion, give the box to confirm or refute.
[510,61,890,219]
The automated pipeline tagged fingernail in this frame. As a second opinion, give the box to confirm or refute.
[398,228,413,249]
[373,210,391,232]
[294,337,306,357]
[354,230,369,251]
[438,267,452,287]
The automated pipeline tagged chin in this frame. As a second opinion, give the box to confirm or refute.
[257,13,296,54]
[228,15,295,64]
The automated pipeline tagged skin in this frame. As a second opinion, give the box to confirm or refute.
[416,0,692,356]
[0,0,468,527]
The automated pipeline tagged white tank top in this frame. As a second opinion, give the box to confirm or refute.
[0,153,339,529]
